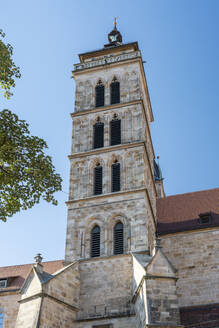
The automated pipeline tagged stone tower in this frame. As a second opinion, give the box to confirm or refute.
[63,24,181,327]
[65,23,157,263]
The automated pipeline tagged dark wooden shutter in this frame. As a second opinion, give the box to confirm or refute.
[91,225,100,257]
[112,162,120,192]
[95,84,104,107]
[93,122,104,149]
[110,119,121,146]
[110,81,120,104]
[94,165,102,195]
[114,222,124,255]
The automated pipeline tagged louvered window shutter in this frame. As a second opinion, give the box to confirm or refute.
[91,225,100,257]
[95,84,105,107]
[110,81,120,104]
[110,119,121,146]
[112,162,120,192]
[114,222,124,255]
[93,122,104,149]
[94,166,103,195]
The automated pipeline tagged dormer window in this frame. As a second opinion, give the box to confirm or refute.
[199,212,212,225]
[0,279,7,288]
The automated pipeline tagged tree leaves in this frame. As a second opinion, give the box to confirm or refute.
[0,109,62,221]
[0,30,21,99]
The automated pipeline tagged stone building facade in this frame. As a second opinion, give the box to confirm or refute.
[0,24,218,328]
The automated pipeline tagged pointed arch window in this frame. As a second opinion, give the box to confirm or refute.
[114,222,124,255]
[112,161,120,192]
[110,115,121,146]
[94,163,103,195]
[91,225,100,257]
[110,77,120,105]
[95,80,105,108]
[93,119,104,149]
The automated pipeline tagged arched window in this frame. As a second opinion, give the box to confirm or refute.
[110,115,121,146]
[93,119,104,149]
[94,163,102,195]
[95,80,105,108]
[0,312,4,328]
[91,225,100,257]
[112,161,120,192]
[114,222,124,255]
[110,77,120,105]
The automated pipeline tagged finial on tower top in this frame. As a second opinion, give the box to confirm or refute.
[114,17,118,30]
[107,18,122,45]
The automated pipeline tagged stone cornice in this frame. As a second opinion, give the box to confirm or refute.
[66,187,147,205]
[70,99,141,118]
[68,141,144,159]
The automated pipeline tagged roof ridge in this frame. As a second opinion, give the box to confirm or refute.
[159,187,219,200]
[0,259,63,270]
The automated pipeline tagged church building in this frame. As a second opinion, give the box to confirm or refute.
[0,23,219,328]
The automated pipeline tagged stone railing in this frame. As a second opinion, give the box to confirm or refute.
[74,51,141,71]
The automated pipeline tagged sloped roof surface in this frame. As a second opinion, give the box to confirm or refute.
[0,260,63,291]
[157,188,219,234]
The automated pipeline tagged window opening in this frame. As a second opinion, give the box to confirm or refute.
[110,117,121,146]
[0,280,7,288]
[112,161,120,192]
[110,78,120,105]
[94,164,103,195]
[93,121,104,149]
[95,80,105,108]
[91,225,100,257]
[114,222,124,255]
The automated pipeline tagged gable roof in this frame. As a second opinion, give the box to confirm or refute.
[157,188,219,235]
[0,260,64,292]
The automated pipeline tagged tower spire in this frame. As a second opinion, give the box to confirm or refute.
[107,18,122,46]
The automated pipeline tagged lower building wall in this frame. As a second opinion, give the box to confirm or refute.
[15,297,41,328]
[76,316,137,328]
[0,293,20,328]
[180,304,219,328]
[161,228,219,307]
[77,254,134,321]
[39,296,77,328]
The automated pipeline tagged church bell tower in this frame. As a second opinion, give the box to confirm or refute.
[65,22,157,262]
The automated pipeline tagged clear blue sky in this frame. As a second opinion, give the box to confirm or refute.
[1,0,218,266]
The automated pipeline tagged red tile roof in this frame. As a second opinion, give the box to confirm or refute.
[0,260,64,292]
[157,188,219,234]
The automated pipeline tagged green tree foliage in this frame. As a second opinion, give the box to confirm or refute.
[0,30,21,99]
[0,110,62,221]
[0,32,62,221]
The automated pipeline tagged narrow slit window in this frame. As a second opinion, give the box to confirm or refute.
[110,118,121,146]
[94,164,103,195]
[93,122,104,149]
[110,79,120,105]
[95,82,105,108]
[112,161,120,192]
[91,225,100,257]
[114,222,124,255]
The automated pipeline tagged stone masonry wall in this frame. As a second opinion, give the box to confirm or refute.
[65,191,152,261]
[147,277,180,325]
[15,297,41,328]
[77,254,134,322]
[71,103,144,154]
[76,316,137,328]
[0,293,20,328]
[74,61,141,113]
[161,228,219,307]
[39,296,77,328]
[44,263,80,309]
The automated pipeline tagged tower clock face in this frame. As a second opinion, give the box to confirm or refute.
[109,34,117,42]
